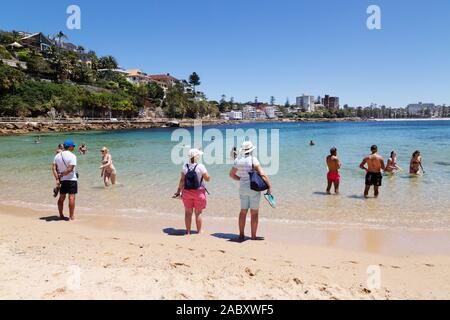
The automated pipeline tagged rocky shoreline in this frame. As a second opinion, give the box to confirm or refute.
[0,117,364,136]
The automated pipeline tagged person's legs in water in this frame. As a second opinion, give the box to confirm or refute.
[374,186,379,198]
[334,180,340,194]
[250,209,259,240]
[110,172,117,185]
[194,209,203,234]
[185,208,194,235]
[58,194,66,219]
[239,209,248,239]
[326,180,333,194]
[68,194,76,220]
[104,172,111,187]
[364,185,371,198]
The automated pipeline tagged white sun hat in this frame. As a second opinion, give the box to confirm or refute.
[239,141,257,155]
[188,148,204,160]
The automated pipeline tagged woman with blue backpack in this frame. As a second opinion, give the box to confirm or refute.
[173,148,211,235]
[229,141,272,241]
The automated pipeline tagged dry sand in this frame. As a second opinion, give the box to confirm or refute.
[0,205,449,300]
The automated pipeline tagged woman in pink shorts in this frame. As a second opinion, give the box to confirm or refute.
[173,149,211,235]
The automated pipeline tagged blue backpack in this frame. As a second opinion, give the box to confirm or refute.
[184,164,203,190]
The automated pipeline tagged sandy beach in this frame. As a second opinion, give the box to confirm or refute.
[1,205,449,300]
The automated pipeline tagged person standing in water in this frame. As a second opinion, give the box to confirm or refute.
[52,140,78,220]
[55,143,64,154]
[385,151,402,173]
[173,149,211,235]
[99,147,117,186]
[229,141,272,241]
[79,143,88,155]
[360,145,386,198]
[410,150,425,175]
[326,147,341,194]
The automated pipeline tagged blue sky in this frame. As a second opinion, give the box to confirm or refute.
[1,0,449,106]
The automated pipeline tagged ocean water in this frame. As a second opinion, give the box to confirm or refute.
[1,121,450,230]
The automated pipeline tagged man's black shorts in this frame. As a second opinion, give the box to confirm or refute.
[60,181,78,195]
[365,172,382,186]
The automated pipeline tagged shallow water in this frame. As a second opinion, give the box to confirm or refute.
[1,121,450,230]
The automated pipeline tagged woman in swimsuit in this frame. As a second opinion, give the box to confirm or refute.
[386,151,400,173]
[410,150,424,175]
[99,147,117,186]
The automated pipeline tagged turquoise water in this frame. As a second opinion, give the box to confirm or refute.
[1,121,450,230]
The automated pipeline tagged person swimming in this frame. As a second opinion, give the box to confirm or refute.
[410,150,425,175]
[310,140,316,146]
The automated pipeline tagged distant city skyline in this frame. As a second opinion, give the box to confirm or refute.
[1,0,450,106]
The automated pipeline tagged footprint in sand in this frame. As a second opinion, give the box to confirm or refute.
[170,262,191,268]
[245,267,256,277]
[424,264,435,268]
[391,265,401,269]
[293,278,304,285]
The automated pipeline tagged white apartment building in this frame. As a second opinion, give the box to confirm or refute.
[228,110,243,120]
[296,95,316,112]
[407,102,436,116]
[264,106,276,119]
[242,105,257,119]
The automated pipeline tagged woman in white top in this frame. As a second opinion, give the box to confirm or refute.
[229,141,272,240]
[174,149,211,235]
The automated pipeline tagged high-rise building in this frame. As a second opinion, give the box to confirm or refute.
[296,95,316,112]
[322,95,340,110]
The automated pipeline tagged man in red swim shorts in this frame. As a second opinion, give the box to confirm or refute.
[326,147,341,194]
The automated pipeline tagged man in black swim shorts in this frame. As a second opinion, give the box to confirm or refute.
[360,145,386,198]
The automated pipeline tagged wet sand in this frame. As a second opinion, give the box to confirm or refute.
[1,205,449,300]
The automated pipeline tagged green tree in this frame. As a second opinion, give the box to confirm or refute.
[54,31,68,50]
[188,72,201,95]
[147,82,165,100]
[0,63,26,95]
[98,56,118,70]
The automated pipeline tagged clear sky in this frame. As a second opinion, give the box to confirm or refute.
[1,0,449,107]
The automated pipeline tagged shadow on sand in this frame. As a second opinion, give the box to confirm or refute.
[211,233,265,243]
[313,191,330,196]
[163,228,198,236]
[347,194,367,200]
[39,216,70,222]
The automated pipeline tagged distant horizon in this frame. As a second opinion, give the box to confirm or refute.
[1,0,450,106]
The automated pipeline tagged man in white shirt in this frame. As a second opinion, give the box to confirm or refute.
[52,140,78,221]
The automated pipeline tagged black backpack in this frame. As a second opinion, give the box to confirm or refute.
[184,164,202,190]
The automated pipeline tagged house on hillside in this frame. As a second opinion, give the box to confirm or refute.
[147,73,179,91]
[127,69,150,84]
[20,32,53,52]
